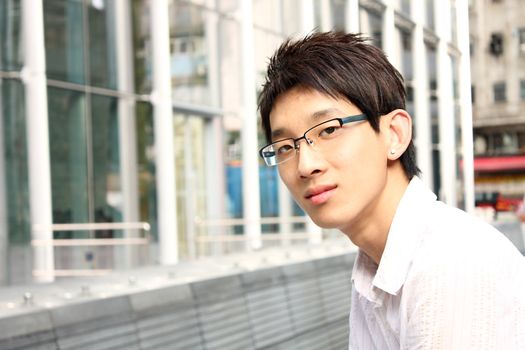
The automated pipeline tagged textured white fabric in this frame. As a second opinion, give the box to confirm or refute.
[349,177,525,350]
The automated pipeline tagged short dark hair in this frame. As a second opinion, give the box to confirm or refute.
[258,31,420,178]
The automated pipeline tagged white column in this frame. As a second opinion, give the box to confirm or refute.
[456,0,475,213]
[345,0,360,33]
[0,80,7,285]
[412,0,433,187]
[240,0,262,250]
[22,0,54,282]
[435,0,456,206]
[301,0,315,34]
[204,0,225,256]
[151,0,179,264]
[320,0,333,31]
[114,0,140,268]
[382,0,400,70]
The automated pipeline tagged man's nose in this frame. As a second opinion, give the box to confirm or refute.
[296,141,326,178]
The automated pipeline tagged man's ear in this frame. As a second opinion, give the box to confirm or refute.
[384,109,412,160]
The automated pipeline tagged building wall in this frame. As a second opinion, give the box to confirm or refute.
[469,0,525,202]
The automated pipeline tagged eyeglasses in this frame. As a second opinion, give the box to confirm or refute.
[259,113,367,166]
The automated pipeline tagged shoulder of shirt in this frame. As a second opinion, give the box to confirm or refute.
[409,200,525,278]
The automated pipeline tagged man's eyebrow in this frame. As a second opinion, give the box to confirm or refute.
[270,108,341,139]
[311,108,340,119]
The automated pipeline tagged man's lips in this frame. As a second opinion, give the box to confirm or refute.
[304,185,337,205]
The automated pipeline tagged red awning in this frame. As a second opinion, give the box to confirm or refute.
[473,155,525,172]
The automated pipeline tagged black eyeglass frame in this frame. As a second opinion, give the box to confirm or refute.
[259,113,368,165]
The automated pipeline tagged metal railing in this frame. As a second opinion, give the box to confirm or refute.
[31,222,151,278]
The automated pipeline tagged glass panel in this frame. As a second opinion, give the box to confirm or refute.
[493,82,506,102]
[88,0,117,89]
[426,0,435,31]
[281,0,303,36]
[136,101,157,239]
[170,2,211,105]
[0,0,23,71]
[48,87,88,237]
[331,0,346,31]
[1,79,29,244]
[131,0,152,94]
[401,0,411,16]
[219,16,241,117]
[360,8,382,48]
[91,94,122,228]
[44,0,86,84]
[401,30,413,81]
[174,114,207,259]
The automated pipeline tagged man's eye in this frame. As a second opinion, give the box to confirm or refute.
[319,125,340,137]
[277,144,294,154]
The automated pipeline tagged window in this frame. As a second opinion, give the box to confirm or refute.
[519,28,525,53]
[521,80,525,101]
[493,82,506,102]
[471,85,475,104]
[489,33,504,56]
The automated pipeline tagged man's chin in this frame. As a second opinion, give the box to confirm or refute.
[307,215,340,229]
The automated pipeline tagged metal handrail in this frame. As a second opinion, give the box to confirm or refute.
[194,216,308,227]
[32,222,151,232]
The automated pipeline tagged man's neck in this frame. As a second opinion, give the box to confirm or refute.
[342,169,410,265]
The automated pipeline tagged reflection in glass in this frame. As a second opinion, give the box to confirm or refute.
[48,87,88,237]
[360,8,382,48]
[426,0,435,31]
[1,79,29,244]
[131,0,152,94]
[331,0,347,31]
[170,2,211,105]
[44,0,85,84]
[136,101,157,240]
[0,0,23,71]
[91,94,121,229]
[174,114,207,259]
[88,0,117,89]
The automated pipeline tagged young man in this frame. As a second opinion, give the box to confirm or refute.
[258,31,525,349]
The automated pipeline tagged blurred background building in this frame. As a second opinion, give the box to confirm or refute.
[469,0,525,213]
[0,0,473,286]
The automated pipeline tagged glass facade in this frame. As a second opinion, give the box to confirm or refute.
[48,87,89,231]
[44,0,86,84]
[0,0,23,71]
[0,0,472,285]
[1,79,29,245]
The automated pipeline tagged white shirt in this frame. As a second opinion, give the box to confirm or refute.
[349,177,525,350]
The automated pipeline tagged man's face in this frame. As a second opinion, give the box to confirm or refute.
[269,86,391,234]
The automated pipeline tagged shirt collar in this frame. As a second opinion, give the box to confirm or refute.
[352,176,437,300]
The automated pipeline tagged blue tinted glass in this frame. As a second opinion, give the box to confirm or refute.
[48,87,89,237]
[91,94,122,228]
[88,1,117,89]
[0,0,23,71]
[1,79,30,244]
[44,0,86,84]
